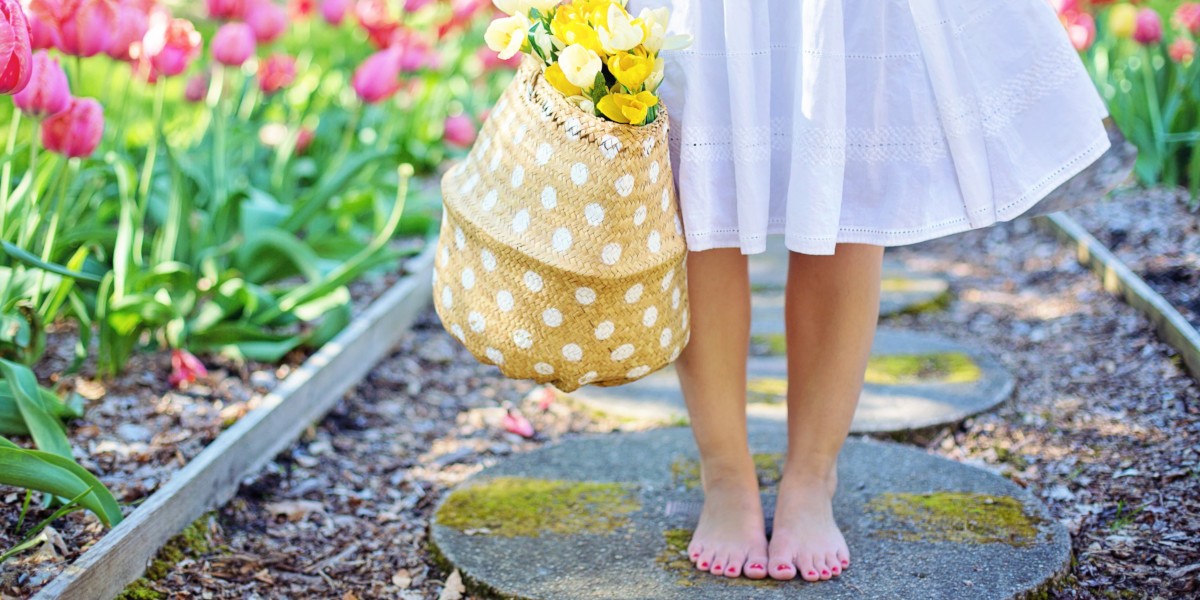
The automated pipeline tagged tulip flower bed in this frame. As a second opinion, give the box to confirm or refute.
[1053,0,1200,201]
[0,0,514,594]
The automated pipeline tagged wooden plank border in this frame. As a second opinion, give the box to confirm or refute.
[33,239,439,600]
[1036,213,1200,382]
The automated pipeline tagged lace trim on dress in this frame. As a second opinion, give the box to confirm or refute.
[667,41,1082,167]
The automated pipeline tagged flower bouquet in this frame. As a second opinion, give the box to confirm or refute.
[433,0,692,392]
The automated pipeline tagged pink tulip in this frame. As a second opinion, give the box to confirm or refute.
[256,52,294,93]
[13,50,68,116]
[1063,11,1095,52]
[1169,38,1196,64]
[294,126,313,153]
[390,27,437,71]
[1132,8,1162,46]
[206,0,247,20]
[184,72,208,102]
[288,0,313,20]
[1173,3,1200,35]
[245,0,287,43]
[168,348,208,388]
[211,22,255,66]
[25,9,56,50]
[0,0,33,95]
[319,0,348,25]
[443,114,476,148]
[439,0,490,38]
[403,0,432,10]
[351,46,402,103]
[502,408,535,438]
[31,0,118,58]
[355,0,396,48]
[141,12,201,78]
[532,387,556,411]
[105,0,148,60]
[41,96,103,158]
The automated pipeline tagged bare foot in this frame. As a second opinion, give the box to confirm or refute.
[687,468,770,580]
[766,469,850,582]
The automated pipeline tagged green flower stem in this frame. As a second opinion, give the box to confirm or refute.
[1141,46,1166,158]
[31,160,77,308]
[0,110,22,237]
[137,78,168,203]
[210,67,229,210]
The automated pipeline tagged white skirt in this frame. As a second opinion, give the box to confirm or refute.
[624,0,1112,255]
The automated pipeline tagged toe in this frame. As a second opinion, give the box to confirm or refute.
[826,552,842,577]
[687,540,702,564]
[723,550,747,578]
[744,555,769,580]
[814,555,832,580]
[797,554,820,582]
[767,559,797,581]
[710,550,728,575]
[836,548,850,570]
[696,548,716,572]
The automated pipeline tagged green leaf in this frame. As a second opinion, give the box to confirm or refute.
[0,359,71,459]
[0,445,122,527]
[0,242,104,285]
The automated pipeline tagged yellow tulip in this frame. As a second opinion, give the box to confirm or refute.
[597,90,658,125]
[607,51,655,90]
[545,62,582,96]
[552,20,606,56]
[1109,4,1138,39]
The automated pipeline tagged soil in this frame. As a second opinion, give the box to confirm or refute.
[0,238,422,598]
[1069,186,1200,331]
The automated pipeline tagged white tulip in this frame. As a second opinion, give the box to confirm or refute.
[558,44,603,89]
[598,4,645,53]
[485,14,532,60]
[646,56,665,91]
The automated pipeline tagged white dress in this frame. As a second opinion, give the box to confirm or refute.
[624,0,1112,255]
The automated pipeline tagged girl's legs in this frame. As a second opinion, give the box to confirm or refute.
[767,243,884,581]
[676,248,770,580]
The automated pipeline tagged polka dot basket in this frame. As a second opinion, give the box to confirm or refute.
[433,58,690,393]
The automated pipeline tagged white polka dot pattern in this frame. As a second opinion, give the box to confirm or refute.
[432,58,688,392]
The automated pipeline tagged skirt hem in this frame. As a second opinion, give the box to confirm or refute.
[681,125,1113,256]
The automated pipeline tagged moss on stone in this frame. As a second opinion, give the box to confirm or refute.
[866,492,1042,547]
[746,377,787,404]
[749,333,787,356]
[671,454,783,490]
[117,514,216,600]
[656,528,775,587]
[864,352,982,385]
[435,477,639,538]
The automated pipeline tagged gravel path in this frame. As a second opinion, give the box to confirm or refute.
[12,218,1197,599]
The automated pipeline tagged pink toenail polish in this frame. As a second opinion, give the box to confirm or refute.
[777,565,792,571]
[714,565,722,572]
[822,569,829,576]
[700,562,708,568]
[808,570,817,577]
[750,563,763,570]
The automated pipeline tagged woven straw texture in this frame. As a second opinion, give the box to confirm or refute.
[433,58,690,392]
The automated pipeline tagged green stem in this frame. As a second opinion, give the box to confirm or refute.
[32,160,76,308]
[211,66,229,218]
[112,74,133,152]
[1141,47,1166,158]
[0,110,22,238]
[137,79,168,202]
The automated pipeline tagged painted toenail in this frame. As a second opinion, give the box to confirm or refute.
[822,570,829,576]
[808,570,817,577]
[699,562,708,568]
[750,563,763,570]
[691,553,699,558]
[777,565,792,571]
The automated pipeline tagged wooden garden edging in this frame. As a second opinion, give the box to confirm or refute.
[32,239,439,600]
[1036,213,1200,383]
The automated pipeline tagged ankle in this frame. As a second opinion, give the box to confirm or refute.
[698,455,759,492]
[779,463,838,495]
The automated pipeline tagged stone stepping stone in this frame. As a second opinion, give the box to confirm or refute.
[430,428,1069,600]
[747,239,950,317]
[565,328,1014,434]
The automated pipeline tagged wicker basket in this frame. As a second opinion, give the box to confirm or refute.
[433,58,690,392]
